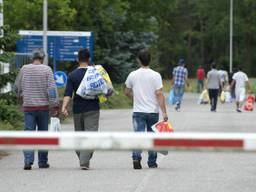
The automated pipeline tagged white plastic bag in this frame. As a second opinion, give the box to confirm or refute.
[76,66,108,98]
[224,91,232,103]
[49,117,61,132]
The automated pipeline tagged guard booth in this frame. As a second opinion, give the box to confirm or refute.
[16,30,93,87]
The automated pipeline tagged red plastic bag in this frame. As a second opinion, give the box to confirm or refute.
[244,95,255,111]
[151,121,173,133]
[151,121,173,156]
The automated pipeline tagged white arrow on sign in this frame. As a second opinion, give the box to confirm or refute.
[55,74,64,84]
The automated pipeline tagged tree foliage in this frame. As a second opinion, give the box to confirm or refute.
[3,0,256,82]
[0,24,22,129]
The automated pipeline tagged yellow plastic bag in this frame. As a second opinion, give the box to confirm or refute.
[95,65,114,103]
[220,91,225,103]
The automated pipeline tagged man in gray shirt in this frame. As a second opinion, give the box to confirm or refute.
[206,62,222,112]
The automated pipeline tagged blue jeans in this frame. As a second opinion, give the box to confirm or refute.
[23,110,49,165]
[132,112,159,166]
[173,85,185,108]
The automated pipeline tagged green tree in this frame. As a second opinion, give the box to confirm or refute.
[0,25,23,130]
[4,0,76,30]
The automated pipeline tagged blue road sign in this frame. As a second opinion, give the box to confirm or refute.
[16,31,93,62]
[54,71,67,87]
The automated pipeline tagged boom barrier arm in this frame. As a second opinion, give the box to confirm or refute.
[1,131,256,152]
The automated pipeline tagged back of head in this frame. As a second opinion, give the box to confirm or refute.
[78,48,90,63]
[211,62,216,69]
[137,49,151,66]
[237,66,242,71]
[32,49,45,62]
[178,58,185,66]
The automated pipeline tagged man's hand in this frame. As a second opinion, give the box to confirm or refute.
[163,112,168,122]
[62,107,69,117]
[62,96,71,118]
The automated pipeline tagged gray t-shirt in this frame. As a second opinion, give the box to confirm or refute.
[207,69,221,89]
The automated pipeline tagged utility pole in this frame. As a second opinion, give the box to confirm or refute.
[0,0,3,39]
[229,0,233,73]
[43,0,48,65]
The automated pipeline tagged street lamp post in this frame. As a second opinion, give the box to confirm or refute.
[43,0,48,65]
[229,0,233,73]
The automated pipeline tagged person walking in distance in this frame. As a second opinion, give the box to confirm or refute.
[206,62,222,112]
[125,49,168,169]
[196,65,205,93]
[62,48,100,170]
[14,49,59,170]
[172,58,189,111]
[230,66,251,112]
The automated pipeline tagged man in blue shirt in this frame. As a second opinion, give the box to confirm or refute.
[172,59,189,111]
[62,49,100,170]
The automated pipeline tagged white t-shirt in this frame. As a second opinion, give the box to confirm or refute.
[125,68,163,113]
[232,71,249,89]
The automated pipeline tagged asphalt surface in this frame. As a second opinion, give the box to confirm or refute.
[1,93,256,192]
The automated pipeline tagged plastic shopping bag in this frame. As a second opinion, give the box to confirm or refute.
[49,117,61,132]
[244,95,255,111]
[151,121,174,155]
[76,66,108,98]
[202,89,210,104]
[95,65,114,103]
[168,89,175,105]
[224,91,232,103]
[152,121,173,133]
[198,89,209,104]
[220,91,225,103]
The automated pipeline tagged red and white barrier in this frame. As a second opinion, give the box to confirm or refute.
[1,131,256,152]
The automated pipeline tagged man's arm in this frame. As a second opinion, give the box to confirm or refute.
[62,96,71,117]
[171,77,174,87]
[230,79,235,90]
[47,68,60,117]
[14,68,23,99]
[124,87,133,99]
[185,69,189,87]
[155,88,168,121]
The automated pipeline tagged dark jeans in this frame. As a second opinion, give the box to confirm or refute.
[197,80,204,93]
[208,89,219,111]
[23,110,49,165]
[132,112,159,166]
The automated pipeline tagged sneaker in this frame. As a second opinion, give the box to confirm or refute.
[133,160,142,169]
[39,163,50,168]
[24,163,32,170]
[80,163,90,170]
[236,109,242,113]
[148,163,158,169]
[175,105,180,112]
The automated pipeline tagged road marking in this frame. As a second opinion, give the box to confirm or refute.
[134,155,164,192]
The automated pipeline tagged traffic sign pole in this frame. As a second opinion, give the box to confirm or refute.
[43,0,48,65]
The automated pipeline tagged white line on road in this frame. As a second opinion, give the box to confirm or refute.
[133,155,165,192]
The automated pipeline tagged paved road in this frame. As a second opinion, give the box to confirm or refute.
[1,93,256,192]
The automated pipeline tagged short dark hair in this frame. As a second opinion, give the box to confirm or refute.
[78,48,90,62]
[137,49,151,66]
[211,62,216,69]
[237,66,242,71]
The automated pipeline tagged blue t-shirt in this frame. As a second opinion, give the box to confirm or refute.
[64,68,99,114]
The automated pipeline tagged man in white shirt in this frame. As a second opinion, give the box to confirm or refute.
[231,66,251,112]
[125,49,168,169]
